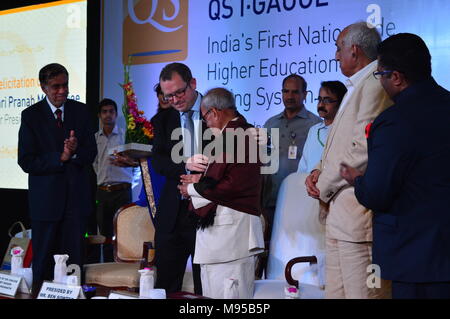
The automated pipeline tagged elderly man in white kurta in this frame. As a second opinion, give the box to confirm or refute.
[178,88,264,299]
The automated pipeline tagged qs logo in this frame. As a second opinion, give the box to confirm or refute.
[123,0,188,65]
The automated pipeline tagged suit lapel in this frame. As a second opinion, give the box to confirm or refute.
[321,68,374,161]
[63,101,76,135]
[168,108,182,146]
[39,98,57,124]
[38,98,65,150]
[322,93,351,159]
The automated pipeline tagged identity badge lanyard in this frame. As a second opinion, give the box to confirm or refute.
[288,131,297,160]
[317,126,325,147]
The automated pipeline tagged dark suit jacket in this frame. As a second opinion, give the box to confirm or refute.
[18,98,97,221]
[354,78,450,282]
[151,102,210,232]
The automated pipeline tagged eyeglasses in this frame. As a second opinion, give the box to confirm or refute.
[315,97,338,105]
[373,70,393,80]
[201,108,213,123]
[163,82,190,102]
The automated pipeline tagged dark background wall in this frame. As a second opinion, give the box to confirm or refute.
[0,0,100,260]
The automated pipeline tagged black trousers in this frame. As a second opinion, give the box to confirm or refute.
[154,199,202,295]
[96,187,132,237]
[392,280,450,299]
[96,187,132,262]
[31,208,86,292]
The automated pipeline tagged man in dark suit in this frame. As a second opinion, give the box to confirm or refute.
[18,63,97,294]
[340,33,450,299]
[151,63,206,294]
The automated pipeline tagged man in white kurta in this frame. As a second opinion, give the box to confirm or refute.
[188,187,264,299]
[178,88,264,299]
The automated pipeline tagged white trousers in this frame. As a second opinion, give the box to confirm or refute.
[200,255,256,299]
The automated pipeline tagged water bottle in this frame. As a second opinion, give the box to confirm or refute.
[139,267,155,298]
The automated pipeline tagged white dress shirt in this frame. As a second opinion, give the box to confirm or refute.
[93,124,134,185]
[47,96,64,120]
[297,121,330,173]
[336,60,378,116]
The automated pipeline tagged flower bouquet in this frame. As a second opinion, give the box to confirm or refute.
[112,63,154,159]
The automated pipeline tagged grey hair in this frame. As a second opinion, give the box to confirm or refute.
[201,87,237,111]
[342,21,381,61]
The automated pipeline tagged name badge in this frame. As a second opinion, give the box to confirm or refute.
[288,145,297,160]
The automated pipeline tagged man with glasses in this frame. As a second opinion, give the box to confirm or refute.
[150,63,206,295]
[305,22,392,299]
[178,87,265,299]
[18,63,97,295]
[297,81,347,173]
[340,33,450,299]
[262,74,321,243]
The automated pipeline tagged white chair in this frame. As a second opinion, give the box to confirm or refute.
[253,172,326,299]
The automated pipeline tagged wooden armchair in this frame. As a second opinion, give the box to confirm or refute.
[84,203,155,290]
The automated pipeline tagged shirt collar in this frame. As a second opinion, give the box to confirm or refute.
[46,96,64,114]
[99,123,119,136]
[317,121,327,128]
[347,60,377,88]
[277,106,309,119]
[180,91,201,116]
[192,92,201,112]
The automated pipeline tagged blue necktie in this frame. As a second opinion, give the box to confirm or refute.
[182,110,195,157]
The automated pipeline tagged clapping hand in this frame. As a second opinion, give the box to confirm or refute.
[60,130,77,162]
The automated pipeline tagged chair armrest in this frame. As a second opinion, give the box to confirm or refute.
[140,241,155,269]
[285,256,317,288]
[85,235,113,245]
